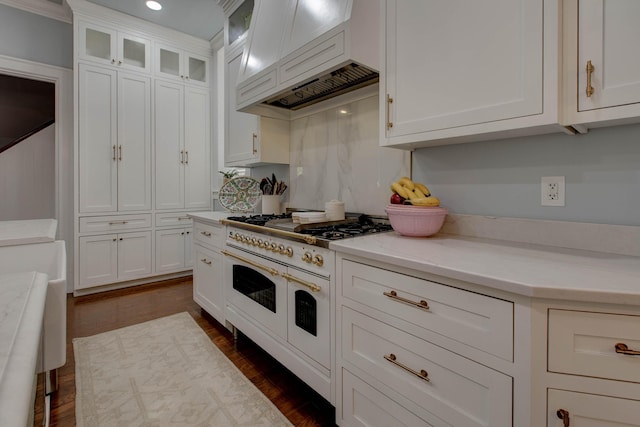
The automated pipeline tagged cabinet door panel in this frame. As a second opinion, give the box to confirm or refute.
[78,64,118,213]
[155,228,186,273]
[193,244,224,324]
[78,21,116,67]
[548,389,640,427]
[385,0,542,136]
[78,234,117,289]
[117,231,151,280]
[117,73,151,211]
[184,87,211,210]
[225,47,259,165]
[155,80,185,210]
[578,0,640,111]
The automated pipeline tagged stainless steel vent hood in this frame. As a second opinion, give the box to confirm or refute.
[235,0,379,118]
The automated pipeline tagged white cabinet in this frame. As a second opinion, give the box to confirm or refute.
[381,0,562,148]
[224,44,290,167]
[155,228,192,273]
[78,20,150,73]
[77,231,152,289]
[192,220,226,325]
[548,389,640,427]
[155,43,209,86]
[154,80,211,210]
[563,0,640,128]
[336,258,514,426]
[78,64,151,213]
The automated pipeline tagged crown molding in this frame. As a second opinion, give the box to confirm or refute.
[0,0,72,23]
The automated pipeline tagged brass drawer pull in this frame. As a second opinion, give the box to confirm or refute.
[200,231,212,237]
[383,290,429,310]
[386,94,393,130]
[281,273,321,292]
[556,409,570,426]
[221,250,279,276]
[615,343,640,356]
[384,353,429,382]
[200,258,211,265]
[108,220,129,225]
[177,216,191,221]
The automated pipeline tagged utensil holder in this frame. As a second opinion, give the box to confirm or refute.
[261,195,282,215]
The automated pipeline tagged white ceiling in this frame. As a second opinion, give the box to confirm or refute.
[85,0,225,41]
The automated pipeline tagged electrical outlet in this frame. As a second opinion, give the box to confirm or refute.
[541,176,565,206]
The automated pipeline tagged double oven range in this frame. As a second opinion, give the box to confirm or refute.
[219,212,392,403]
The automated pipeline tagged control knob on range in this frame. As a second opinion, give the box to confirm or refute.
[302,252,312,263]
[312,254,324,267]
[251,237,258,246]
[270,242,278,252]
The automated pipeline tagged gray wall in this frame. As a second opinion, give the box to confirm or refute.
[412,123,640,226]
[0,4,72,68]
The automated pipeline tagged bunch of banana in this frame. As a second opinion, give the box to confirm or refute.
[390,177,441,206]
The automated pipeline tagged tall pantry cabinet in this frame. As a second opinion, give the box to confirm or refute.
[70,0,212,294]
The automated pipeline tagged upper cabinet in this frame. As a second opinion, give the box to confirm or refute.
[154,43,209,86]
[380,0,564,149]
[78,20,151,74]
[226,0,254,49]
[563,0,640,129]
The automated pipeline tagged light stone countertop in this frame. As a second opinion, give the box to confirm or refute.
[188,211,232,225]
[0,219,57,247]
[0,272,49,427]
[330,232,640,306]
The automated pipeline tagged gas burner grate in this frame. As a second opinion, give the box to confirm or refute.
[227,213,291,226]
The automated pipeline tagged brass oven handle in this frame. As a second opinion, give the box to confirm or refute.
[615,343,640,356]
[221,249,279,276]
[200,258,212,265]
[383,353,429,382]
[586,60,595,98]
[220,219,317,245]
[386,94,394,130]
[281,273,321,292]
[383,290,429,310]
[556,409,570,427]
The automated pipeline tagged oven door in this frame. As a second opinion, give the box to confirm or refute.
[284,267,330,370]
[222,248,287,340]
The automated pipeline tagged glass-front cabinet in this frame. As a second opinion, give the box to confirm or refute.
[78,20,150,74]
[227,0,254,48]
[155,43,209,86]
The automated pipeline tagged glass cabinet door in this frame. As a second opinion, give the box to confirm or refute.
[228,0,254,47]
[80,22,115,65]
[79,21,150,73]
[119,33,150,72]
[186,54,208,85]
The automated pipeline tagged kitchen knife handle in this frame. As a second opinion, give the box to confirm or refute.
[586,60,595,97]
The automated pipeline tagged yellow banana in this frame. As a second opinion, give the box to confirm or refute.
[404,189,418,201]
[390,182,409,199]
[411,196,440,207]
[413,187,426,198]
[397,177,415,191]
[414,183,431,197]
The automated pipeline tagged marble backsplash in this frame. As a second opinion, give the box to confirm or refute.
[287,95,410,216]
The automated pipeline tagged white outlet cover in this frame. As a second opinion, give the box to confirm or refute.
[541,176,565,206]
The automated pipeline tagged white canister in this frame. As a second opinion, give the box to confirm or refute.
[325,200,345,221]
[261,195,282,215]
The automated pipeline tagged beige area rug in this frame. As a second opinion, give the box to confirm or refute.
[74,312,293,427]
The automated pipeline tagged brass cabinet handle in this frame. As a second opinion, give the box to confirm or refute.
[383,290,429,310]
[185,150,189,165]
[383,353,429,382]
[615,343,640,356]
[252,132,258,154]
[221,249,279,276]
[108,220,128,225]
[177,216,190,221]
[112,145,117,161]
[556,409,570,426]
[386,94,394,130]
[118,145,122,161]
[281,272,321,292]
[586,60,595,97]
[180,150,184,164]
[200,258,212,265]
[200,231,211,237]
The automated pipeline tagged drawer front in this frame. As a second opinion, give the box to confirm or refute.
[237,69,277,106]
[548,309,640,383]
[341,369,451,427]
[342,307,512,427]
[193,221,224,249]
[342,260,513,361]
[79,214,151,233]
[548,389,640,427]
[155,212,193,228]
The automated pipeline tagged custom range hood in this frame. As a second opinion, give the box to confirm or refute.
[234,0,379,118]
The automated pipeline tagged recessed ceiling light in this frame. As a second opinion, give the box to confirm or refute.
[146,1,162,11]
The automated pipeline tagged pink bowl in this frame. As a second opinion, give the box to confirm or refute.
[385,204,448,237]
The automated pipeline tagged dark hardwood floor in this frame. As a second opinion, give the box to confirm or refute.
[35,277,336,426]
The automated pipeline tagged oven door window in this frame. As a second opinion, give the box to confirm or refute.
[232,265,276,313]
[294,290,317,336]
